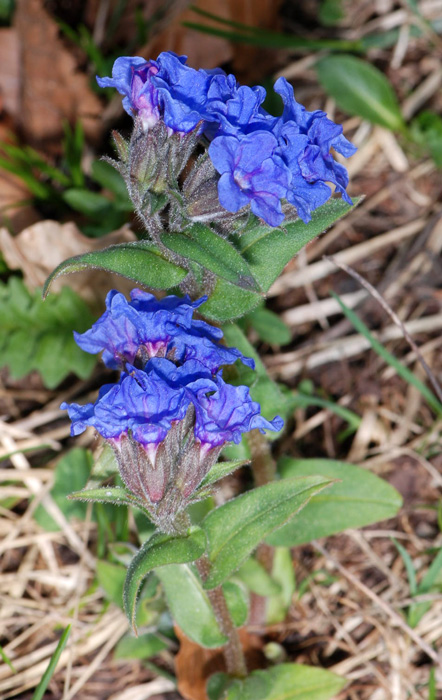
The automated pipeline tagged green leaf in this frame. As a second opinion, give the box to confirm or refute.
[161,224,260,291]
[89,442,119,481]
[332,292,442,415]
[266,547,296,624]
[91,159,130,200]
[156,564,227,648]
[69,485,148,512]
[200,276,262,322]
[63,188,112,217]
[34,449,93,531]
[202,476,332,589]
[0,277,96,388]
[31,625,71,700]
[185,6,362,52]
[267,458,402,547]
[96,560,126,607]
[43,241,187,297]
[222,323,296,424]
[245,306,291,345]
[316,55,405,131]
[237,197,359,293]
[114,632,168,660]
[223,663,346,700]
[222,580,249,627]
[236,557,282,597]
[198,459,249,491]
[124,527,207,631]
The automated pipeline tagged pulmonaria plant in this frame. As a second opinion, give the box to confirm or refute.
[62,290,282,532]
[98,52,356,238]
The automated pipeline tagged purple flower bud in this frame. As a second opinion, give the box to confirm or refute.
[97,56,161,130]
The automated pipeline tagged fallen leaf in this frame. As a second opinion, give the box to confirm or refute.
[0,28,20,118]
[14,0,103,148]
[175,626,264,700]
[0,220,137,306]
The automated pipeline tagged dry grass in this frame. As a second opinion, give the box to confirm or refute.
[1,0,442,698]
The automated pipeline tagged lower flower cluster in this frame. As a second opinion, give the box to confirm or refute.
[62,291,283,529]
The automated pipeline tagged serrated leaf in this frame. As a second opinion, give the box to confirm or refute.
[43,241,187,297]
[237,197,359,292]
[161,224,261,291]
[224,663,346,700]
[0,277,96,388]
[198,459,249,490]
[316,55,405,131]
[202,476,332,589]
[156,564,227,648]
[266,458,403,547]
[124,527,207,632]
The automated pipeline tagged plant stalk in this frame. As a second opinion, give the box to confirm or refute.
[196,556,247,678]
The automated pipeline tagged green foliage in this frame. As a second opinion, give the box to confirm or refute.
[318,0,344,26]
[267,458,403,547]
[202,476,332,589]
[69,485,151,515]
[241,305,291,346]
[96,560,126,607]
[266,547,296,624]
[197,459,249,491]
[31,626,71,700]
[222,581,249,628]
[235,557,281,597]
[44,198,359,322]
[393,540,442,628]
[0,277,96,388]
[114,633,168,661]
[184,5,363,52]
[156,564,227,647]
[316,55,405,131]
[34,449,93,531]
[410,111,442,167]
[124,528,207,631]
[208,663,346,700]
[43,241,187,298]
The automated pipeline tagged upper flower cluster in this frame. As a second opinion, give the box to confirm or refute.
[62,291,282,513]
[98,53,356,228]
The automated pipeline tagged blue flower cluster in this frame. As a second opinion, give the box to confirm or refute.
[98,53,356,227]
[62,291,282,506]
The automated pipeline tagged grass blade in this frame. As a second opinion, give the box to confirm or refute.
[31,625,71,700]
[332,293,442,416]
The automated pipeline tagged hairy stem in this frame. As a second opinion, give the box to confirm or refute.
[170,511,247,677]
[247,428,276,486]
[196,556,247,678]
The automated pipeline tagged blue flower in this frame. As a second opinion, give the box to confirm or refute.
[74,289,254,373]
[192,374,284,449]
[273,77,357,221]
[61,364,189,447]
[209,132,290,227]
